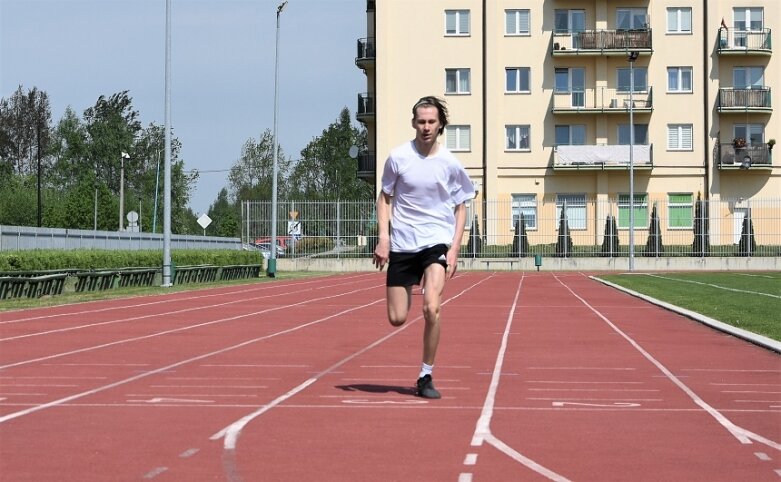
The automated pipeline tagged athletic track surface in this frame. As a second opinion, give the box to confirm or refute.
[0,272,779,481]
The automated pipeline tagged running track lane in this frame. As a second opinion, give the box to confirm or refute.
[0,272,778,481]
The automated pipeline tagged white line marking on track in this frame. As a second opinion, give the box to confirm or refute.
[756,452,772,461]
[341,399,428,405]
[179,448,199,458]
[150,385,266,389]
[527,388,659,392]
[552,401,641,408]
[775,469,781,477]
[464,454,477,465]
[126,397,214,404]
[642,273,781,299]
[526,380,644,384]
[458,474,473,482]
[526,366,636,370]
[560,276,781,451]
[143,467,168,479]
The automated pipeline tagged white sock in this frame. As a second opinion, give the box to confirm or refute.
[419,363,433,378]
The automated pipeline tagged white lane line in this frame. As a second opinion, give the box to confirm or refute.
[526,381,644,384]
[468,276,572,481]
[527,388,659,392]
[0,384,77,387]
[143,467,168,479]
[0,376,107,380]
[463,454,478,465]
[180,448,199,458]
[0,295,384,424]
[526,367,636,371]
[0,283,382,371]
[458,474,473,482]
[150,385,267,389]
[560,276,781,451]
[724,391,781,394]
[643,273,781,299]
[756,452,772,461]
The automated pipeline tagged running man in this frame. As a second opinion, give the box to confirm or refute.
[373,96,475,399]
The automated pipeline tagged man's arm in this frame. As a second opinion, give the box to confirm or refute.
[447,202,467,278]
[373,191,392,271]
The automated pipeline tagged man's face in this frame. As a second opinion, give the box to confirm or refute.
[412,106,441,145]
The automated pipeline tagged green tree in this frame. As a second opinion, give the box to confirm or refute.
[289,107,371,201]
[207,188,240,237]
[228,128,291,202]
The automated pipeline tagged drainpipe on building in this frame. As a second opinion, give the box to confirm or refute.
[481,0,488,234]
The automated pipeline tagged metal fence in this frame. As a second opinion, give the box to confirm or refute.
[242,197,781,258]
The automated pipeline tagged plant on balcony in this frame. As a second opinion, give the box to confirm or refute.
[600,215,620,257]
[644,202,664,257]
[511,214,530,258]
[768,139,776,151]
[691,193,710,257]
[732,137,747,149]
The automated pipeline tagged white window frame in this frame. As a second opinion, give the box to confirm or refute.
[505,67,531,93]
[505,9,530,36]
[556,194,587,230]
[667,193,693,230]
[555,67,585,107]
[445,10,470,36]
[445,125,471,152]
[445,68,471,94]
[666,7,692,34]
[667,67,693,93]
[618,193,648,229]
[511,194,537,230]
[617,67,648,92]
[554,9,585,33]
[506,125,531,151]
[617,8,647,30]
[733,124,764,146]
[667,124,693,151]
[733,66,764,89]
[555,125,586,146]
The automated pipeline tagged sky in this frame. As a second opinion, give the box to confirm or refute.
[0,0,367,214]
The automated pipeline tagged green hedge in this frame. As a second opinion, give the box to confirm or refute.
[0,249,263,272]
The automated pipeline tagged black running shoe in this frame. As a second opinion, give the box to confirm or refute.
[416,374,441,399]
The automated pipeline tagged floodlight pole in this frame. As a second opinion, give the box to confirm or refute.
[119,151,130,231]
[162,0,173,286]
[628,51,638,272]
[268,1,287,277]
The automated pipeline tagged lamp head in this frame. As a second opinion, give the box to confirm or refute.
[121,151,130,159]
[277,1,287,14]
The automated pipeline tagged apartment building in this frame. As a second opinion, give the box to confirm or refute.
[355,1,777,247]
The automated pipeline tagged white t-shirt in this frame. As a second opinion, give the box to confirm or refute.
[381,141,475,253]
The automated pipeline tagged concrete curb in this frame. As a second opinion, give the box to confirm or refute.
[591,276,781,355]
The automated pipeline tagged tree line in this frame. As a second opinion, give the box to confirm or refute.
[0,85,372,237]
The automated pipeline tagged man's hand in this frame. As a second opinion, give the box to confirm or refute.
[446,246,459,279]
[373,238,390,271]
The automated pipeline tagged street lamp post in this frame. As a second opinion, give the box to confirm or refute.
[627,51,638,271]
[268,0,287,278]
[119,151,130,231]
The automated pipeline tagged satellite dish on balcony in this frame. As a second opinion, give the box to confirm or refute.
[348,145,359,159]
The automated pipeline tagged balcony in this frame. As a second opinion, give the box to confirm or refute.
[357,151,376,181]
[718,87,772,113]
[356,92,375,123]
[717,143,773,170]
[718,27,772,56]
[356,37,375,69]
[552,29,652,56]
[554,144,653,170]
[552,87,653,114]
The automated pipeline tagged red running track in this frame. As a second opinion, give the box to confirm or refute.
[0,272,779,481]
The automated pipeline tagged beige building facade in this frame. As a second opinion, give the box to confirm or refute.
[355,0,778,248]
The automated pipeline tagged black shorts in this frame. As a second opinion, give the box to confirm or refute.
[386,244,448,287]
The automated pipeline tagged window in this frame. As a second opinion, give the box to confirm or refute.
[667,8,692,33]
[445,125,470,151]
[505,9,530,35]
[555,125,586,146]
[618,124,648,145]
[445,68,470,94]
[618,193,647,229]
[556,194,586,230]
[554,9,585,33]
[667,67,693,92]
[617,67,648,92]
[512,194,537,230]
[445,10,469,36]
[733,66,764,89]
[506,67,530,93]
[733,7,763,47]
[668,193,693,229]
[555,67,585,107]
[667,124,693,150]
[734,124,764,146]
[617,8,647,30]
[506,125,530,151]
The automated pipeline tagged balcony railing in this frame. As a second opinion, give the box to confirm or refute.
[553,86,653,113]
[718,27,772,54]
[555,144,653,169]
[356,93,375,122]
[718,87,772,112]
[718,143,772,169]
[357,151,376,181]
[552,29,652,55]
[356,37,375,68]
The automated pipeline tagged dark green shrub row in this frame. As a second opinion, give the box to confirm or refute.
[0,249,263,272]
